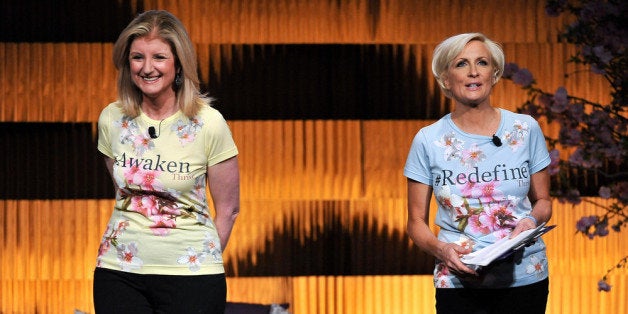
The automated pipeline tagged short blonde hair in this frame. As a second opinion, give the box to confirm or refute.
[112,10,210,118]
[431,33,505,98]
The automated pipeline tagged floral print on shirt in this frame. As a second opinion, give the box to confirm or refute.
[96,220,130,267]
[432,124,532,238]
[112,115,209,235]
[526,253,546,277]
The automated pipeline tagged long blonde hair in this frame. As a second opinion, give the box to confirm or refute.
[112,10,210,118]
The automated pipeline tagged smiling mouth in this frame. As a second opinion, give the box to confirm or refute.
[466,83,481,88]
[140,76,160,82]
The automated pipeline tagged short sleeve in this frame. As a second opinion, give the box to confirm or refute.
[527,119,551,174]
[404,130,433,185]
[97,104,114,159]
[203,107,239,166]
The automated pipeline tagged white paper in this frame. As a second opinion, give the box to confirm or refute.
[460,223,555,267]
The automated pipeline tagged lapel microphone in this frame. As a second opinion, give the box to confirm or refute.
[148,119,164,139]
[148,126,158,139]
[492,134,502,147]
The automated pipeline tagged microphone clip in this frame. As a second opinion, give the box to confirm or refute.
[148,126,158,139]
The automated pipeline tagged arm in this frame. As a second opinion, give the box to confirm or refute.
[103,157,119,191]
[407,179,475,275]
[511,167,552,237]
[207,156,240,250]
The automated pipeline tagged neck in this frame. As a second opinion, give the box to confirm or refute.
[451,105,500,136]
[142,95,178,120]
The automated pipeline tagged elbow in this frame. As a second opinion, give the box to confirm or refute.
[230,205,240,221]
[225,204,240,222]
[215,203,240,223]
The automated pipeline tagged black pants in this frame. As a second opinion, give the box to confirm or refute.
[435,278,549,314]
[93,267,226,314]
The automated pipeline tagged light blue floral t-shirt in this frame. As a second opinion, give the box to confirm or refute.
[404,108,551,288]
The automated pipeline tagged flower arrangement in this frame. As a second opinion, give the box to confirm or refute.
[502,0,627,292]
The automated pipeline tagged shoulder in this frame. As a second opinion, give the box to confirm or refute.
[99,101,124,117]
[500,109,542,129]
[416,115,451,138]
[500,108,537,123]
[98,101,125,123]
[195,104,227,122]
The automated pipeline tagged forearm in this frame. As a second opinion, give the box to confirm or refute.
[408,218,443,258]
[214,206,239,250]
[529,198,552,225]
[207,156,240,251]
[527,168,552,226]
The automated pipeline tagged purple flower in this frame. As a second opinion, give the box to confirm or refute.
[548,149,561,175]
[523,101,541,118]
[512,68,534,87]
[599,186,612,199]
[595,223,609,237]
[568,102,585,121]
[593,46,613,64]
[538,94,552,110]
[503,63,520,79]
[559,127,581,146]
[551,87,569,113]
[568,148,585,166]
[565,188,581,205]
[576,215,598,233]
[598,280,612,292]
[589,109,610,125]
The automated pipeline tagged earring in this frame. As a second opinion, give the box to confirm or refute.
[175,72,183,87]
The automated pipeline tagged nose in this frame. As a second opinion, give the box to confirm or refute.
[468,65,479,77]
[141,59,154,74]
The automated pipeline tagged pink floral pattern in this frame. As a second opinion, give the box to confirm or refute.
[433,131,525,237]
[96,220,130,267]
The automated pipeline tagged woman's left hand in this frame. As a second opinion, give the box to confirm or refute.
[509,217,537,238]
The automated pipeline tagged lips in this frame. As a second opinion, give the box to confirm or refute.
[141,76,160,82]
[466,83,483,90]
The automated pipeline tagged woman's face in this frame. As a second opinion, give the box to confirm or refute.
[128,36,177,100]
[443,40,495,107]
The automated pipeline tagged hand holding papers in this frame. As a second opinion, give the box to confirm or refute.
[461,222,556,268]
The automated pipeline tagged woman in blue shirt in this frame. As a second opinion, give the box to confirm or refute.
[404,33,552,314]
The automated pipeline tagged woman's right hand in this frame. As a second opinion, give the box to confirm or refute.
[435,241,477,276]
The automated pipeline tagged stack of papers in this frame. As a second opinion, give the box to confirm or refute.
[461,223,556,267]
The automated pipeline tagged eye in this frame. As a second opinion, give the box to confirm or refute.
[129,54,143,60]
[455,60,468,68]
[478,59,489,66]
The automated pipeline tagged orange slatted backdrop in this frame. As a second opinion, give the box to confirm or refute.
[1,0,625,313]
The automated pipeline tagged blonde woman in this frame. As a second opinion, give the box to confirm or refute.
[93,10,239,313]
[405,33,551,313]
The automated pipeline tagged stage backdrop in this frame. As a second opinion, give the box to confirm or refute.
[1,0,625,313]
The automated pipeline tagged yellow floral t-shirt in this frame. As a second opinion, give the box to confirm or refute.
[96,101,238,275]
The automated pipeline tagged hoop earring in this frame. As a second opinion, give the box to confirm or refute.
[175,72,183,87]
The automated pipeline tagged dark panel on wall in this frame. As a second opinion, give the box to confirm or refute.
[0,0,139,42]
[205,44,448,120]
[0,123,114,199]
[225,207,435,276]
